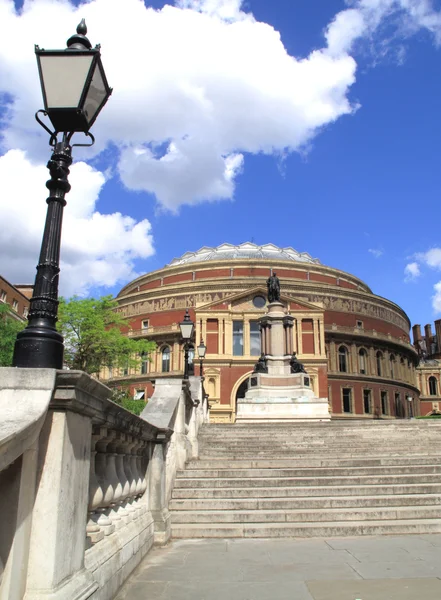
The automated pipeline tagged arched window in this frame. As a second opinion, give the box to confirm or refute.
[429,376,438,396]
[390,354,395,379]
[358,349,367,374]
[161,346,171,373]
[376,351,383,376]
[338,346,348,373]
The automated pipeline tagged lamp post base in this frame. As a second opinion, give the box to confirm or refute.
[13,324,64,369]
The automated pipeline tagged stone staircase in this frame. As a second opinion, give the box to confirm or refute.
[170,421,441,538]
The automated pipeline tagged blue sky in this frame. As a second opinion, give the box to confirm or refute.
[1,0,441,331]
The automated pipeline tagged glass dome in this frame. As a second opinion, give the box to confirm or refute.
[167,243,320,267]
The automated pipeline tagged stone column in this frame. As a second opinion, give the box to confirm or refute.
[224,319,233,356]
[244,320,250,356]
[148,442,171,545]
[318,319,325,357]
[351,344,358,374]
[24,410,97,600]
[313,320,320,356]
[202,318,207,345]
[218,318,224,355]
[173,341,179,371]
[292,319,298,353]
[297,319,304,356]
[330,340,336,372]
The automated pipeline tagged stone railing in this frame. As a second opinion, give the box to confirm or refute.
[326,324,414,349]
[0,368,208,600]
[127,323,180,337]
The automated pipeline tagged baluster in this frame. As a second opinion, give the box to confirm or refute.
[95,427,116,535]
[122,434,137,519]
[106,432,125,528]
[86,431,104,545]
[114,433,132,524]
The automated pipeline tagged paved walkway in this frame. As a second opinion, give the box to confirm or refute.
[115,534,441,600]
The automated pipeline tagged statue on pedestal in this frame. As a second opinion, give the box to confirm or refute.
[266,272,280,303]
[290,352,307,374]
[253,354,268,374]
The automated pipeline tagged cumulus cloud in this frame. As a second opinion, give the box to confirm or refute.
[0,0,359,213]
[326,0,441,58]
[368,248,384,258]
[0,150,154,296]
[404,247,441,312]
[404,261,421,281]
[1,0,441,291]
[433,282,441,313]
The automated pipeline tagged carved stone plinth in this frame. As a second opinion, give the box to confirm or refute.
[237,301,330,422]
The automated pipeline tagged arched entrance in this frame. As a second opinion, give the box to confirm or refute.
[230,371,253,422]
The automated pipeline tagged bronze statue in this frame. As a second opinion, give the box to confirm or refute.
[266,272,280,303]
[290,352,307,374]
[253,353,268,374]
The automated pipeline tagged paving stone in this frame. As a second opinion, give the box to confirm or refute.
[114,580,168,600]
[241,562,361,582]
[350,559,441,579]
[306,578,441,600]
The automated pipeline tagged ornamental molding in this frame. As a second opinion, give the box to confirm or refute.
[116,283,410,331]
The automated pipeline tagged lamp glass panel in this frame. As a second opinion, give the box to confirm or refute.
[39,55,93,108]
[180,321,194,340]
[83,61,108,125]
[197,343,206,359]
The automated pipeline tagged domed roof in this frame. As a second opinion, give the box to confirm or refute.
[167,243,321,267]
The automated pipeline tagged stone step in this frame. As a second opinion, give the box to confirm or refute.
[171,519,441,539]
[174,473,441,489]
[170,493,441,512]
[186,456,441,469]
[177,465,441,478]
[197,450,441,458]
[171,505,441,524]
[172,482,441,499]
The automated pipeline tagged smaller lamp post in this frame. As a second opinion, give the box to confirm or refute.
[179,309,194,379]
[407,396,413,419]
[197,338,207,378]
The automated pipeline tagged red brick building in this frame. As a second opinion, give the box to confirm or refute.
[103,243,420,422]
[412,321,441,416]
[0,275,31,322]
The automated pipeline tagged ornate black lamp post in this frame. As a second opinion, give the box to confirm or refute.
[197,338,207,378]
[179,310,194,379]
[13,20,112,368]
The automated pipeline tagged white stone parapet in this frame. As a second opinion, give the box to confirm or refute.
[0,368,208,600]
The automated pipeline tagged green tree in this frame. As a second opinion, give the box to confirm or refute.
[0,303,26,366]
[58,295,155,375]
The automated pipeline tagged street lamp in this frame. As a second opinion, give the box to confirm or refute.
[13,20,112,369]
[197,338,207,378]
[179,309,194,379]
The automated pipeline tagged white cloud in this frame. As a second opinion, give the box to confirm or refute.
[326,0,441,58]
[433,281,441,313]
[0,150,154,296]
[416,247,441,269]
[0,0,359,212]
[404,261,421,280]
[404,247,441,312]
[1,0,441,292]
[368,248,384,258]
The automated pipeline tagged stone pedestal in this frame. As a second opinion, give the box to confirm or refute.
[236,302,330,422]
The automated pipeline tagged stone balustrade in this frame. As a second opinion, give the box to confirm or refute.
[0,367,208,600]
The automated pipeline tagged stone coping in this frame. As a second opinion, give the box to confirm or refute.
[52,370,171,442]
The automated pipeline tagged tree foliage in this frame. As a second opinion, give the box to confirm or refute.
[57,295,155,375]
[0,303,25,366]
[111,388,146,416]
